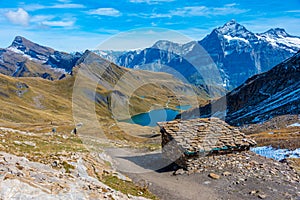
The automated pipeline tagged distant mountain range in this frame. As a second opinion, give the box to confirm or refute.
[0,37,207,126]
[0,36,82,80]
[1,20,300,126]
[96,20,300,91]
[178,50,300,126]
[2,20,299,95]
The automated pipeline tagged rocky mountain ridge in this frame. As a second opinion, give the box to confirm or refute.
[178,50,300,126]
[0,36,82,80]
[98,20,300,90]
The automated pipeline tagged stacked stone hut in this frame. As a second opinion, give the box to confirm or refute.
[157,118,256,170]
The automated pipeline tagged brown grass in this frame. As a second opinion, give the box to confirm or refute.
[0,64,207,144]
[287,158,300,173]
[249,127,300,150]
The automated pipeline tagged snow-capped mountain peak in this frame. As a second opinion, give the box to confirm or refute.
[99,20,300,91]
[1,36,82,79]
[151,40,196,56]
[263,28,289,38]
[216,19,253,38]
[257,28,300,51]
[9,36,55,61]
[151,40,181,51]
[10,36,26,50]
[152,40,178,48]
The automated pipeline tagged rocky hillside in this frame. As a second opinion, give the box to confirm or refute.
[0,152,146,199]
[98,20,300,91]
[178,51,300,126]
[0,124,155,199]
[0,36,81,80]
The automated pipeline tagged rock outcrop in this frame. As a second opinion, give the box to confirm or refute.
[0,151,148,200]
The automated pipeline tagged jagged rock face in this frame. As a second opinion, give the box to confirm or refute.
[100,20,300,91]
[178,51,300,126]
[0,48,26,75]
[46,51,82,72]
[0,36,82,80]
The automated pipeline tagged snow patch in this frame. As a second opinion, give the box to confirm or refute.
[43,63,67,74]
[7,47,34,61]
[224,35,250,44]
[224,50,233,56]
[256,34,300,52]
[251,146,300,161]
[276,37,300,49]
[231,82,300,123]
[7,47,47,62]
[288,123,300,127]
[222,78,229,87]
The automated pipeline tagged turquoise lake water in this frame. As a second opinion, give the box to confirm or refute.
[176,105,192,111]
[120,105,191,127]
[121,108,179,127]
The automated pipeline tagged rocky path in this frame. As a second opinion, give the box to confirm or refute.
[105,148,219,200]
[105,148,300,200]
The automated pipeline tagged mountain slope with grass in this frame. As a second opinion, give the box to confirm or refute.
[178,51,300,126]
[0,45,209,199]
[0,47,208,140]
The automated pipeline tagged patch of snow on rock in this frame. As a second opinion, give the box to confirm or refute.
[224,35,250,44]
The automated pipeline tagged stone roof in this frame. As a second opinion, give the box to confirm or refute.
[158,118,256,154]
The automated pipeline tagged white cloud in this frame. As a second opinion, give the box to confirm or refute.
[88,8,121,17]
[129,0,174,4]
[51,4,85,9]
[5,8,29,26]
[137,4,248,19]
[171,6,207,17]
[57,0,71,3]
[24,3,85,11]
[150,13,172,18]
[41,20,75,27]
[30,15,55,23]
[170,5,248,17]
[224,3,238,7]
[286,10,300,13]
[151,22,157,26]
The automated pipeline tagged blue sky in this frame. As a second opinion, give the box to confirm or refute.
[1,0,300,51]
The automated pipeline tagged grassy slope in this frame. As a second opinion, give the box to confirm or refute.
[0,60,208,142]
[0,63,207,199]
[0,74,73,124]
[240,115,300,150]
